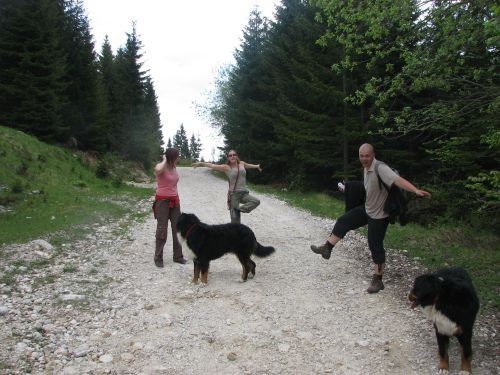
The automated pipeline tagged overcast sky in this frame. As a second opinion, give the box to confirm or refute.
[83,0,280,160]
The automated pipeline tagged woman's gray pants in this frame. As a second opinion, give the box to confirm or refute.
[229,190,260,224]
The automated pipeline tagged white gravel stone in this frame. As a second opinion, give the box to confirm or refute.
[99,354,113,363]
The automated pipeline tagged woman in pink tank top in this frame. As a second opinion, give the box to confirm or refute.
[152,148,187,267]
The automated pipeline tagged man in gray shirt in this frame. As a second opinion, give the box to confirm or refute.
[311,143,431,293]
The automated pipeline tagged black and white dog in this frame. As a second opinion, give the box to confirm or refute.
[409,267,480,374]
[176,213,275,284]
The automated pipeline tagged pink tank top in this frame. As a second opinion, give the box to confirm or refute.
[156,168,179,196]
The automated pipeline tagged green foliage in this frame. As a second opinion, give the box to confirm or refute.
[173,124,191,159]
[189,134,203,161]
[254,183,345,219]
[0,126,152,245]
[0,0,68,141]
[202,0,497,229]
[95,161,109,179]
[0,1,163,169]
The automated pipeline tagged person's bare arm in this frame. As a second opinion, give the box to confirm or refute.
[242,161,262,172]
[192,161,229,173]
[394,176,431,198]
[154,156,167,176]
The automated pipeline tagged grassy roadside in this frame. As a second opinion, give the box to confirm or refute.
[0,126,153,246]
[250,183,499,311]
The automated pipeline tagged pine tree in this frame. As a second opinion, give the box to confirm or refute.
[225,8,271,160]
[189,134,202,161]
[91,36,117,151]
[143,76,163,167]
[60,0,99,147]
[265,0,347,187]
[173,124,190,159]
[0,0,68,142]
[112,24,148,163]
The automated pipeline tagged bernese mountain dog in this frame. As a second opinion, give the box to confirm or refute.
[409,267,480,374]
[176,212,275,284]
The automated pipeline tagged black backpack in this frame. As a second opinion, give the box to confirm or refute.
[375,161,409,226]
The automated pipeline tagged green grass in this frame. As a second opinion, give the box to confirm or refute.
[0,125,153,245]
[63,263,78,273]
[250,181,499,311]
[253,184,344,218]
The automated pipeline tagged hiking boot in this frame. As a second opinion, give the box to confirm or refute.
[310,243,332,260]
[173,258,188,264]
[367,274,384,294]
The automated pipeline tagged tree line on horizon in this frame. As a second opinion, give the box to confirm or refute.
[202,0,498,227]
[165,123,203,161]
[0,0,163,169]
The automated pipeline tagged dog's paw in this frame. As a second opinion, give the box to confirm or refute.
[438,369,449,374]
[458,371,471,375]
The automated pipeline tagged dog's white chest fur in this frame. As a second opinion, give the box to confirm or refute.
[421,305,459,336]
[179,234,196,260]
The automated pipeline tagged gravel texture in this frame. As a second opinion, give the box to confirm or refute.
[0,167,498,374]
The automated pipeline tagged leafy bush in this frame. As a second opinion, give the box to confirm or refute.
[11,179,23,194]
[95,162,109,178]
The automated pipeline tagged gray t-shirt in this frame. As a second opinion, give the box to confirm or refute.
[364,159,398,219]
[226,164,247,192]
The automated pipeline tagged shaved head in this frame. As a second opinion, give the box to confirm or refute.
[359,143,374,155]
[359,143,375,169]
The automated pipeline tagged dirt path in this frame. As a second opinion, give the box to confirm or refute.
[0,167,498,374]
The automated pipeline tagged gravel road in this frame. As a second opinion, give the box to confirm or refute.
[0,167,498,374]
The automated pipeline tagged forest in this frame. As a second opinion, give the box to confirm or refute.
[0,0,498,229]
[0,0,163,168]
[202,0,498,229]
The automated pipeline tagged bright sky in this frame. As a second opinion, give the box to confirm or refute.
[84,0,280,160]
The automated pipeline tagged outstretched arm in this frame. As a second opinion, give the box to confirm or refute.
[242,161,262,172]
[192,161,229,173]
[394,176,431,198]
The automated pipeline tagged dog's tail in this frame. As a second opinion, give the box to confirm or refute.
[254,242,275,257]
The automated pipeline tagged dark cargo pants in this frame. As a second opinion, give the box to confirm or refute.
[154,200,183,262]
[331,205,390,264]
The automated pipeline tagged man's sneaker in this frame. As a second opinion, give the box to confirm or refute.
[367,274,384,294]
[310,243,332,260]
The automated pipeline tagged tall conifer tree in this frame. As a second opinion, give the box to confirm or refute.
[0,0,68,141]
[60,0,99,147]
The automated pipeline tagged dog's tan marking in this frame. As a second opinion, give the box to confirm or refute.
[192,263,201,284]
[438,350,450,373]
[240,262,249,282]
[201,271,208,284]
[460,346,472,374]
